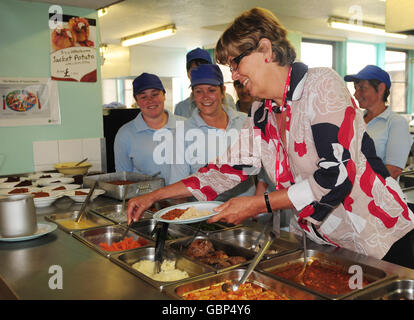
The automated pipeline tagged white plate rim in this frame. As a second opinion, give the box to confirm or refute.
[35,177,75,186]
[153,201,223,224]
[0,187,42,196]
[42,184,81,191]
[26,172,64,180]
[64,189,106,202]
[0,222,57,242]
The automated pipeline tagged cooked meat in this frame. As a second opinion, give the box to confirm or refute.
[15,180,32,187]
[186,239,214,258]
[227,256,247,265]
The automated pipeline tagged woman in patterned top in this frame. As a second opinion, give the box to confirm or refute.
[127,8,414,268]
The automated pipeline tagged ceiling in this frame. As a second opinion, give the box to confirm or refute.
[29,0,414,49]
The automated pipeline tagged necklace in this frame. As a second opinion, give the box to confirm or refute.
[265,66,293,190]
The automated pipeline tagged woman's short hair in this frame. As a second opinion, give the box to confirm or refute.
[215,7,296,67]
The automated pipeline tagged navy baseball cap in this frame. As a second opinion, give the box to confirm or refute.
[132,73,165,96]
[186,48,212,64]
[344,65,391,89]
[190,64,224,87]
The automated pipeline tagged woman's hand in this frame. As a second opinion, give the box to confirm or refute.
[208,196,264,225]
[126,192,156,224]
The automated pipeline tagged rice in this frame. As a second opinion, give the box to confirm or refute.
[178,206,212,220]
[132,259,189,282]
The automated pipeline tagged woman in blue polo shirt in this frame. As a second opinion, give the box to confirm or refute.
[345,65,412,179]
[114,73,185,184]
[169,64,256,201]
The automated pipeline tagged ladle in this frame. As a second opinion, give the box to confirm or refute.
[295,230,308,285]
[222,231,275,292]
[120,184,131,239]
[75,180,97,223]
[74,158,88,167]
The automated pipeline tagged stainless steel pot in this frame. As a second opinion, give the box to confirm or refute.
[0,194,37,238]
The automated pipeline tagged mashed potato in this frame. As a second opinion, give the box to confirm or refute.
[178,206,212,220]
[132,259,189,282]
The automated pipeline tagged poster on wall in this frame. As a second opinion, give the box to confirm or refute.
[0,78,61,127]
[49,14,97,82]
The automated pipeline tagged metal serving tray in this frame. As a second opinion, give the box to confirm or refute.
[90,204,153,224]
[210,227,299,258]
[168,236,256,273]
[164,268,324,300]
[345,278,414,300]
[130,219,195,241]
[83,171,164,200]
[109,246,215,291]
[258,249,396,300]
[45,211,114,234]
[72,225,153,257]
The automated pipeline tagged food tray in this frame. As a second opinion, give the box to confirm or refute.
[164,268,324,300]
[258,249,396,300]
[83,171,164,200]
[130,219,196,241]
[45,211,114,234]
[72,225,153,257]
[168,236,256,273]
[344,278,414,300]
[210,227,299,258]
[109,246,215,291]
[90,204,153,224]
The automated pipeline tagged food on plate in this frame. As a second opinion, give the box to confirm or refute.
[56,218,99,230]
[8,188,29,194]
[183,281,288,300]
[51,27,77,51]
[272,259,371,295]
[99,236,149,252]
[75,190,89,196]
[132,259,189,282]
[107,180,136,185]
[52,186,66,191]
[5,90,37,112]
[68,17,91,45]
[186,239,246,268]
[39,175,52,178]
[161,208,186,220]
[161,206,212,221]
[15,180,32,187]
[32,191,50,198]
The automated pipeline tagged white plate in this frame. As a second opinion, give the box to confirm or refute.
[0,187,42,196]
[25,172,64,181]
[35,177,75,187]
[42,184,81,192]
[153,201,223,224]
[32,190,65,208]
[0,180,34,189]
[0,222,57,242]
[64,188,106,203]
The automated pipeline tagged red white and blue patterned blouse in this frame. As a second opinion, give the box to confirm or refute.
[181,62,414,259]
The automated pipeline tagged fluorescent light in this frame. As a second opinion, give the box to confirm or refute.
[328,16,407,39]
[121,24,176,47]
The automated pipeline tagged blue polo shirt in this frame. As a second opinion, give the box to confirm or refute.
[114,110,185,184]
[170,106,256,201]
[365,107,412,169]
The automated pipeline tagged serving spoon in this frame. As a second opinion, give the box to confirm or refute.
[295,230,308,285]
[74,158,88,167]
[222,231,276,292]
[75,180,97,223]
[120,184,131,239]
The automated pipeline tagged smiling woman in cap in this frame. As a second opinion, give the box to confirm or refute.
[344,65,412,179]
[169,63,256,201]
[114,72,185,184]
[173,47,236,118]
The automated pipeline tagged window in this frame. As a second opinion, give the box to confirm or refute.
[346,42,377,95]
[300,39,334,68]
[385,49,407,113]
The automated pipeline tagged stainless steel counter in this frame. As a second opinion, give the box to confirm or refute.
[0,196,168,300]
[0,195,413,300]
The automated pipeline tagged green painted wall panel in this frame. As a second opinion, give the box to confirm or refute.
[0,0,103,175]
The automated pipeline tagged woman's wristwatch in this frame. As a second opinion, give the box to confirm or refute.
[264,192,273,213]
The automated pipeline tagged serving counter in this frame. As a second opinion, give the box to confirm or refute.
[0,195,413,300]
